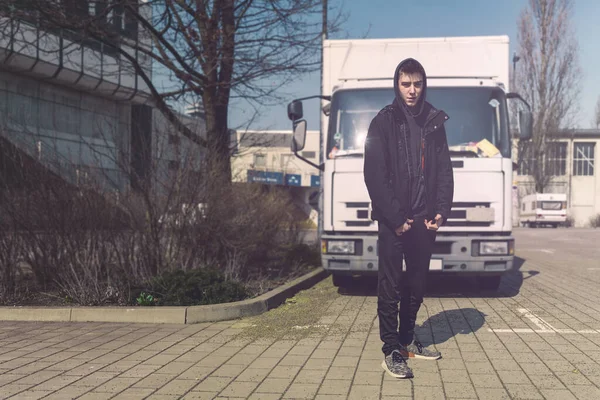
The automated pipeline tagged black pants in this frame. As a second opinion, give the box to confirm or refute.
[377,218,436,355]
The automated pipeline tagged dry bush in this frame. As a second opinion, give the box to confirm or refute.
[0,141,311,305]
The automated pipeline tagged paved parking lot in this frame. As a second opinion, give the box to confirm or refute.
[1,228,600,399]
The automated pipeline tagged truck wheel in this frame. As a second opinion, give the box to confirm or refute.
[332,274,353,288]
[477,276,502,291]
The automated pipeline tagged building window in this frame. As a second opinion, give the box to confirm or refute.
[518,142,536,176]
[573,142,595,176]
[545,142,567,176]
[254,154,266,167]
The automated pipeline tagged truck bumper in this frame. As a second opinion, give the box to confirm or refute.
[321,233,514,276]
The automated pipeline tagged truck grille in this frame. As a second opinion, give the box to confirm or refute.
[344,202,373,228]
[446,202,495,227]
[338,202,496,229]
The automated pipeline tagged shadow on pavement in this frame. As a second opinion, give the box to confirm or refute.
[337,256,539,299]
[415,307,487,346]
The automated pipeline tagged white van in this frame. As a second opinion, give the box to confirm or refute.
[519,193,568,228]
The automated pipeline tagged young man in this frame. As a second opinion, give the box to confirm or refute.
[363,58,454,379]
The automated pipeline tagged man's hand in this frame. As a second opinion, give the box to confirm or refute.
[425,214,443,231]
[395,219,414,236]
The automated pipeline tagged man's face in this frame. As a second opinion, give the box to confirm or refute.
[398,72,424,107]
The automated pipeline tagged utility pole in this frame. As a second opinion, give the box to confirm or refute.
[317,0,327,239]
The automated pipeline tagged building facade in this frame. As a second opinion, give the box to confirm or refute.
[0,1,206,194]
[513,129,600,227]
[230,129,321,225]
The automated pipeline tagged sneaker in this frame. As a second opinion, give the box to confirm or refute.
[402,340,442,360]
[381,349,413,379]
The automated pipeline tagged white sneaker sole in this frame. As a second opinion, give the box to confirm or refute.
[403,349,442,360]
[381,360,413,379]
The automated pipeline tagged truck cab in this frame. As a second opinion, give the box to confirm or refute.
[288,36,532,291]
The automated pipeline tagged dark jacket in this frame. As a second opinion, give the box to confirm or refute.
[363,58,454,231]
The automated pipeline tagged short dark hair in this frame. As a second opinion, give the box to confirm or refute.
[399,59,424,76]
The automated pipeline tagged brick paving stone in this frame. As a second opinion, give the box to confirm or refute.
[324,366,355,380]
[464,360,495,374]
[413,385,446,400]
[180,392,218,400]
[555,371,593,385]
[293,369,327,384]
[352,370,383,386]
[282,382,320,399]
[248,357,281,370]
[218,381,259,397]
[504,383,544,399]
[436,358,466,370]
[527,373,568,390]
[7,390,53,399]
[346,384,380,400]
[317,379,351,396]
[190,377,233,393]
[381,378,412,397]
[440,369,470,383]
[268,365,301,379]
[279,354,310,367]
[90,377,140,393]
[235,368,271,382]
[29,375,83,392]
[444,382,478,398]
[411,371,442,387]
[496,369,533,385]
[76,392,114,400]
[331,355,360,368]
[154,379,200,396]
[254,377,293,394]
[10,370,63,385]
[470,373,504,388]
[132,374,177,389]
[210,363,247,378]
[539,388,578,400]
[356,358,382,372]
[41,385,92,400]
[569,385,600,400]
[112,388,156,399]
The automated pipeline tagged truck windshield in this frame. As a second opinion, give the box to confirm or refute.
[326,87,511,158]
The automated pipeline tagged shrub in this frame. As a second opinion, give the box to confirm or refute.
[142,268,248,306]
[589,214,600,228]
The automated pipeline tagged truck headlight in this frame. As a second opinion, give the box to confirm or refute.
[322,240,356,255]
[472,240,514,256]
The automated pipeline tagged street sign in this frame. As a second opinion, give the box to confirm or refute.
[285,174,301,186]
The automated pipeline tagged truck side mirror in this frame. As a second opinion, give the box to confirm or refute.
[287,100,303,121]
[291,120,307,152]
[519,111,533,140]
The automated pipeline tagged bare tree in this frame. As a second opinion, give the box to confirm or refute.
[0,0,344,187]
[594,96,600,129]
[515,0,581,193]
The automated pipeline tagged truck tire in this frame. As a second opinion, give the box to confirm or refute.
[477,276,502,291]
[332,274,353,288]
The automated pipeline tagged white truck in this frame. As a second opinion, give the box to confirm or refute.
[287,35,533,291]
[519,193,568,228]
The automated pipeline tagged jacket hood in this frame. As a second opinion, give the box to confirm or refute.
[393,58,427,117]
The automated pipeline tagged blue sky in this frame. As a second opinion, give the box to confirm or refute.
[229,0,600,132]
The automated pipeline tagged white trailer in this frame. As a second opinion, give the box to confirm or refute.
[287,35,533,291]
[519,193,568,228]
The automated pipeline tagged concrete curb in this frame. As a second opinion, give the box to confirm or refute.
[0,267,328,324]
